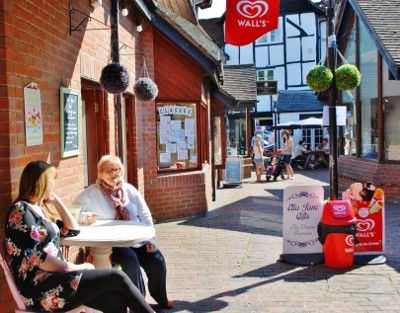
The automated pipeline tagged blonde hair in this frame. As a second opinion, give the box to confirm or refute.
[17,161,56,203]
[96,155,124,184]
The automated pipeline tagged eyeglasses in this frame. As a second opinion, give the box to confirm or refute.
[103,168,121,174]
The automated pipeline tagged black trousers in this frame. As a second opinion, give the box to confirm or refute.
[65,268,154,313]
[112,245,169,307]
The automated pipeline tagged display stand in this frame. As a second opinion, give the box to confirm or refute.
[223,155,243,188]
[280,185,324,266]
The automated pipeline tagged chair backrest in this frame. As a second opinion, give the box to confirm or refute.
[0,239,27,310]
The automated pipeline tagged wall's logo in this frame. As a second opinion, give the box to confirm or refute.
[332,204,348,218]
[236,0,269,19]
[345,234,355,247]
[357,219,375,232]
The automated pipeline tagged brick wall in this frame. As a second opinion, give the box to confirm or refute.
[338,156,400,203]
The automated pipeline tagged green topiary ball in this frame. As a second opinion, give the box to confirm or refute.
[335,64,361,90]
[306,65,333,92]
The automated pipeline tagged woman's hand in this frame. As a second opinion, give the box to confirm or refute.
[145,241,157,253]
[44,194,80,230]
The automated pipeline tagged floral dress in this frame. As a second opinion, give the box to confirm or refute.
[5,201,82,311]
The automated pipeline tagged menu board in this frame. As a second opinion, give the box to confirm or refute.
[60,87,80,157]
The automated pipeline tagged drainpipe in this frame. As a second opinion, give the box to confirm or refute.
[111,0,124,161]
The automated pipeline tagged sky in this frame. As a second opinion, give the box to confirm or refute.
[197,1,226,19]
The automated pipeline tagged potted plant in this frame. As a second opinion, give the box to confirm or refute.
[100,63,130,94]
[134,77,159,101]
[335,64,361,90]
[306,65,333,92]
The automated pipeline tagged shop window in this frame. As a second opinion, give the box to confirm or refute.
[214,116,222,165]
[340,24,357,157]
[156,102,198,170]
[227,111,248,156]
[383,96,400,161]
[359,18,378,159]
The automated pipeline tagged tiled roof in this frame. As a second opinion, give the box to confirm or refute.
[349,0,400,78]
[221,64,257,105]
[199,17,224,49]
[275,90,325,113]
[153,0,197,24]
[155,3,222,63]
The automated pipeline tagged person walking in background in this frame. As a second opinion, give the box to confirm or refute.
[74,155,173,310]
[253,134,265,182]
[4,160,155,313]
[281,130,295,179]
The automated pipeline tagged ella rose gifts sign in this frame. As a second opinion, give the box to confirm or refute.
[281,186,324,265]
[225,0,280,46]
[342,183,386,264]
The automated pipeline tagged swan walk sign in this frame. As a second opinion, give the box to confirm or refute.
[225,0,280,46]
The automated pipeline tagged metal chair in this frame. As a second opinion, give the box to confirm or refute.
[0,239,92,313]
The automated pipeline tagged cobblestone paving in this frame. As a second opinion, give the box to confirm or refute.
[149,169,400,313]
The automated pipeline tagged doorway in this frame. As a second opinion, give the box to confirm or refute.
[81,80,108,186]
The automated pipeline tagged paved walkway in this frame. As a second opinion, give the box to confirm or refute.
[150,168,400,313]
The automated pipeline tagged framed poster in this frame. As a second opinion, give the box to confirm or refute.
[60,87,81,157]
[24,83,43,146]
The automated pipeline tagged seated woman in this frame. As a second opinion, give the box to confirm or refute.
[74,155,173,309]
[5,160,154,313]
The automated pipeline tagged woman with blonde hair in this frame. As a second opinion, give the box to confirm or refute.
[253,134,265,182]
[281,130,295,179]
[74,155,173,309]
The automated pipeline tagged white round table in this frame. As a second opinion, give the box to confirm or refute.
[61,220,155,268]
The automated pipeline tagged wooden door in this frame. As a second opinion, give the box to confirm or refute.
[81,85,107,186]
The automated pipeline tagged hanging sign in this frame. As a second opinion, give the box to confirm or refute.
[281,185,324,265]
[342,183,386,264]
[24,82,43,146]
[225,0,280,46]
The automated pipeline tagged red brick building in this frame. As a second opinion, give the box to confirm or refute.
[0,0,233,310]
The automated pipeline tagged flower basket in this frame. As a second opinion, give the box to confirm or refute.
[335,64,361,90]
[306,65,333,92]
[134,77,159,101]
[100,63,130,94]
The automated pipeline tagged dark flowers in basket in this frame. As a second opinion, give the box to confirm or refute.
[100,63,130,94]
[306,65,333,92]
[134,77,159,101]
[335,64,361,90]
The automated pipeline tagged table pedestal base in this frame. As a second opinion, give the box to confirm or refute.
[90,246,113,269]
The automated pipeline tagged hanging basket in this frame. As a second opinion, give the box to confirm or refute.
[100,63,130,94]
[335,64,361,90]
[134,78,159,101]
[306,65,333,92]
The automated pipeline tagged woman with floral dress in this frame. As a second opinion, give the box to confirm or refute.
[4,160,155,313]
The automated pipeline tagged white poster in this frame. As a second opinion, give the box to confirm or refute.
[323,105,347,126]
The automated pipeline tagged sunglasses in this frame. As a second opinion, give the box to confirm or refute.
[103,168,121,174]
